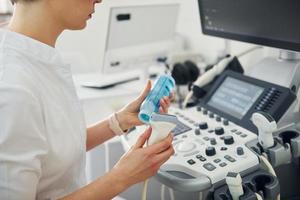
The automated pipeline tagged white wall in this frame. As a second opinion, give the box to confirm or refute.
[57,0,278,75]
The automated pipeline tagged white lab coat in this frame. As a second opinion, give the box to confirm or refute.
[0,30,87,199]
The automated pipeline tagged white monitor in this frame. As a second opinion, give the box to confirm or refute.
[102,1,181,74]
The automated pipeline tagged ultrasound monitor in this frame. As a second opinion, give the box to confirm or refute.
[198,0,300,52]
[207,77,264,119]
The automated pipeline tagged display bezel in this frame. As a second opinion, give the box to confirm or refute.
[199,70,296,133]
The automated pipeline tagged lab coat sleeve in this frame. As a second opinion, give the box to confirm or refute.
[0,86,48,200]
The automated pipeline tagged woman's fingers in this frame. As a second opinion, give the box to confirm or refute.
[159,97,171,114]
[151,145,175,167]
[133,127,152,149]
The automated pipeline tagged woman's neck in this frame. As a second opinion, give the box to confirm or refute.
[8,2,64,47]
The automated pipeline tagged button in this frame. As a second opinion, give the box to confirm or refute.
[237,147,244,156]
[196,155,207,161]
[182,135,188,138]
[199,157,207,162]
[177,142,196,152]
[203,109,208,115]
[203,136,210,141]
[215,127,225,135]
[203,163,216,171]
[262,98,268,102]
[258,104,265,109]
[214,158,221,163]
[223,119,229,126]
[210,138,217,145]
[205,146,216,156]
[231,129,237,133]
[224,155,236,162]
[216,116,222,122]
[208,129,215,133]
[220,136,225,140]
[256,107,262,111]
[221,147,228,151]
[209,113,214,118]
[224,135,234,145]
[189,120,195,124]
[266,93,273,98]
[241,134,248,138]
[197,106,202,112]
[187,159,196,165]
[183,117,189,121]
[199,122,208,130]
[195,129,201,135]
[219,162,227,167]
[235,131,242,135]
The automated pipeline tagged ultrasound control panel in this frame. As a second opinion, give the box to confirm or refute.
[201,70,296,132]
[159,106,259,187]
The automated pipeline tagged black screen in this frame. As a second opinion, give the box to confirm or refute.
[207,77,264,119]
[198,0,300,52]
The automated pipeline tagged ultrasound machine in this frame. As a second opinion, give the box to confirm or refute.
[123,1,300,199]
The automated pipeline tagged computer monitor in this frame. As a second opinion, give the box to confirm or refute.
[198,0,300,52]
[102,1,181,74]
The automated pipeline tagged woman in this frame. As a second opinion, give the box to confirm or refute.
[0,0,174,199]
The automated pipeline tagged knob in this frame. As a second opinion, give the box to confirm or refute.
[209,112,214,118]
[216,116,222,122]
[197,106,202,112]
[203,109,208,115]
[199,122,208,130]
[205,146,216,156]
[237,147,244,155]
[195,129,201,135]
[223,119,229,126]
[215,127,224,135]
[210,138,217,145]
[224,135,234,145]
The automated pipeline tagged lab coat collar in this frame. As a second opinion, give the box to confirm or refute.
[0,29,67,67]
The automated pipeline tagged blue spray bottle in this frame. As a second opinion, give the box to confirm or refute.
[138,75,176,124]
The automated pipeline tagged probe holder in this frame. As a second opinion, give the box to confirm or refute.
[211,169,280,200]
[246,140,292,168]
[277,130,300,158]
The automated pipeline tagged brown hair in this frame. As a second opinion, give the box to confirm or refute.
[10,0,37,4]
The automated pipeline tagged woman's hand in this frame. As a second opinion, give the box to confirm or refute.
[112,128,174,187]
[116,80,174,131]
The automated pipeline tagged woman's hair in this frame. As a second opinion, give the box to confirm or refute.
[10,0,36,4]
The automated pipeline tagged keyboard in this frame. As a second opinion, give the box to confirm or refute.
[76,71,140,89]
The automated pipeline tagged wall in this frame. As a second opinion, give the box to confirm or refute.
[57,0,276,75]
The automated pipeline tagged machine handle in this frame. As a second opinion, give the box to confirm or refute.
[156,169,212,192]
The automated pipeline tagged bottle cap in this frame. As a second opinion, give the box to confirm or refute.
[138,110,152,124]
